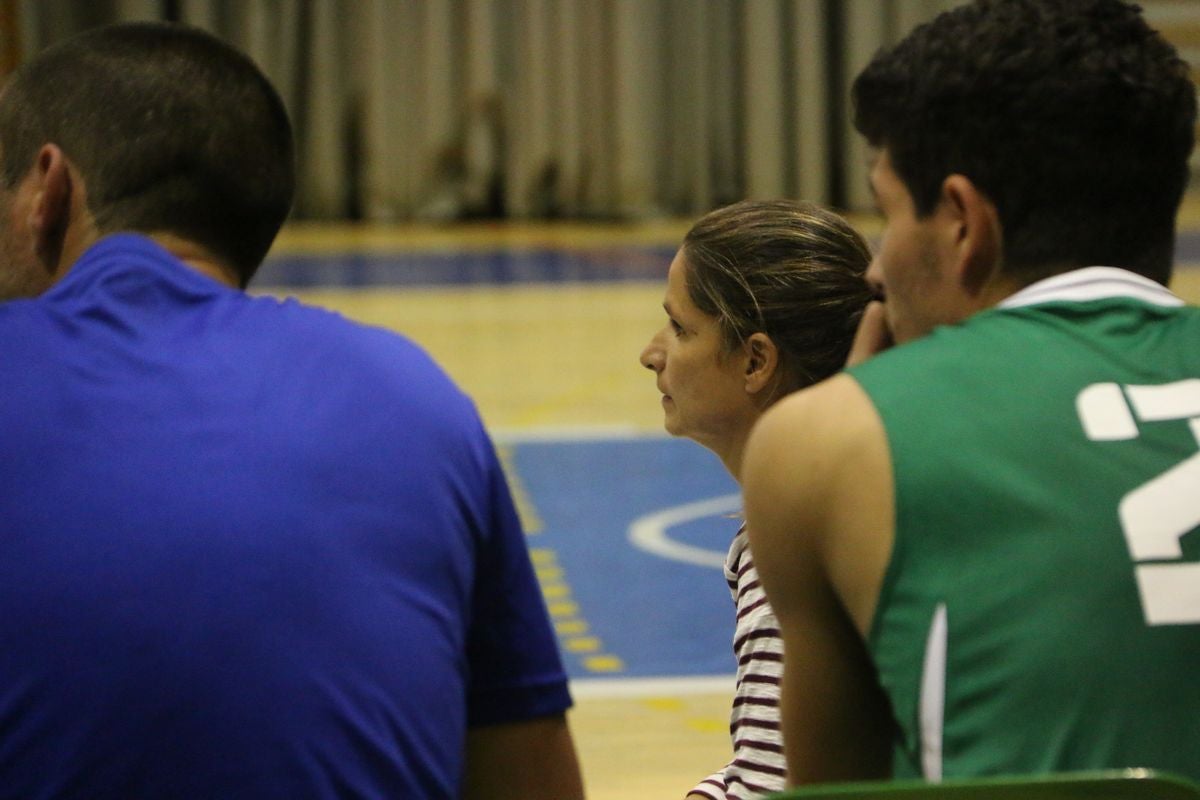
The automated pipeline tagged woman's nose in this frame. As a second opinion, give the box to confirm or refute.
[640,331,664,372]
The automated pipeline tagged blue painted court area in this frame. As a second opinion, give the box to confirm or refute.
[504,436,741,681]
[258,245,676,287]
[258,232,1200,288]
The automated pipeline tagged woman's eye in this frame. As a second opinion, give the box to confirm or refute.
[669,319,683,335]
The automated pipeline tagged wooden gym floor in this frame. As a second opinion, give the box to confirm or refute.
[255,202,1200,800]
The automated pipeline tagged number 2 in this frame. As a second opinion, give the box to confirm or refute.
[1077,379,1200,626]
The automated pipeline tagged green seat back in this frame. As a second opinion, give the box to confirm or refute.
[769,770,1200,800]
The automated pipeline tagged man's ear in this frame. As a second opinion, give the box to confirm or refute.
[940,174,1003,296]
[26,144,76,272]
[743,332,780,396]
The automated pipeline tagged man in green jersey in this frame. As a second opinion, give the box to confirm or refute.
[743,0,1200,787]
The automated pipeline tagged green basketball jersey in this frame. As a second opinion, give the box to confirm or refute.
[848,268,1200,781]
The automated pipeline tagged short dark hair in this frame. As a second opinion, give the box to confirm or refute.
[682,199,873,393]
[0,22,294,286]
[852,0,1196,286]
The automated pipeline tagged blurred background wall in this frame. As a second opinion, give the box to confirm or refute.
[1,0,1197,222]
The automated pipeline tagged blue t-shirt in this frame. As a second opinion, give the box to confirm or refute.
[0,234,570,799]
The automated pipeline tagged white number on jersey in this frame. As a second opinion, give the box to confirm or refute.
[1077,379,1200,625]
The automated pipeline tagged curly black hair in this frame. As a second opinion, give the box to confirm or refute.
[853,0,1196,285]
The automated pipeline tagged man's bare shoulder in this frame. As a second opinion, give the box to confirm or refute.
[744,373,893,634]
[749,374,882,469]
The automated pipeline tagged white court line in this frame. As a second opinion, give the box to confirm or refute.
[627,494,740,569]
[570,674,734,699]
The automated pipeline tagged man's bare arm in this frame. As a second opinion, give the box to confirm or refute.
[463,713,585,800]
[742,374,895,785]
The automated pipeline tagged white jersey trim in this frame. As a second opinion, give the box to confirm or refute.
[919,602,948,782]
[998,267,1183,310]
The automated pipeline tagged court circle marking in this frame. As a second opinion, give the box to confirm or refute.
[627,493,740,569]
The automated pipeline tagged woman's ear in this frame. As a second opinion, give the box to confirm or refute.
[743,332,780,396]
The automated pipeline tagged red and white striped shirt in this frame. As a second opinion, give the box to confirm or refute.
[689,525,786,800]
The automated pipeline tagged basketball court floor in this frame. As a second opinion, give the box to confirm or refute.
[254,203,1200,800]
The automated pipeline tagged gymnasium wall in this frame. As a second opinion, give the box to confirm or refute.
[3,0,1198,222]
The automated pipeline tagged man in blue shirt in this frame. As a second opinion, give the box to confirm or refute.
[0,22,582,799]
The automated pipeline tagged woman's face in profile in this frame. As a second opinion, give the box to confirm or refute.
[639,249,759,453]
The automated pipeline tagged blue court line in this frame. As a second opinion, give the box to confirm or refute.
[256,245,676,288]
[255,235,1200,289]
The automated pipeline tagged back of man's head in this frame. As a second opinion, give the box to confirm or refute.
[0,22,294,287]
[853,0,1196,286]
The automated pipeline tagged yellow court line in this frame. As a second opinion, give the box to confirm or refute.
[494,435,628,675]
[529,545,626,677]
[494,444,543,534]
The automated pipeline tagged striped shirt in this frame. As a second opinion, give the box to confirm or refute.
[689,525,786,800]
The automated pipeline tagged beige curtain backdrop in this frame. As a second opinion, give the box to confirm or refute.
[9,0,1195,221]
